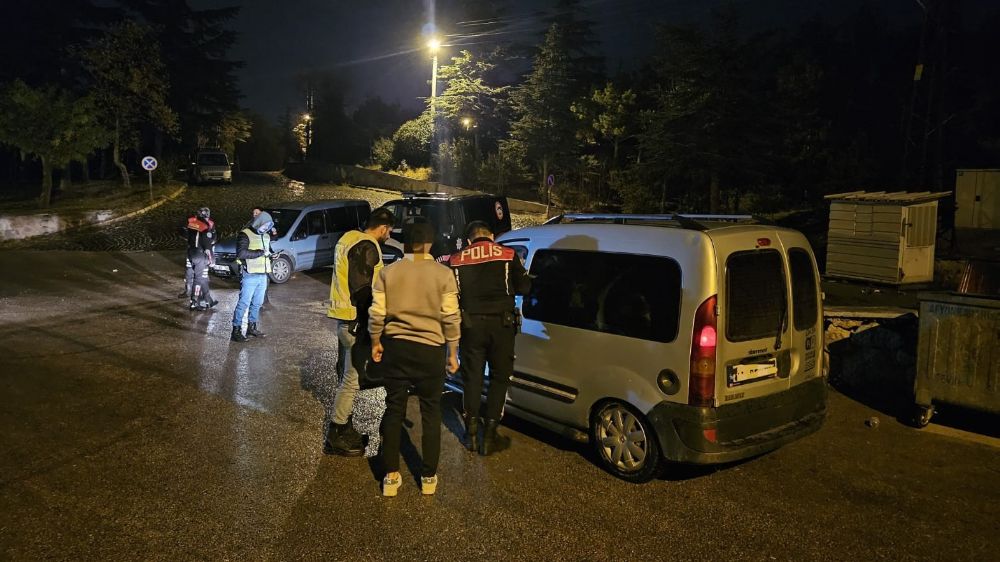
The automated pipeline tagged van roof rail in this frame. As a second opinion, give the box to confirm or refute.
[401,191,451,199]
[543,213,760,231]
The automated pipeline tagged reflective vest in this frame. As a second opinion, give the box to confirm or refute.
[240,228,272,274]
[328,230,383,320]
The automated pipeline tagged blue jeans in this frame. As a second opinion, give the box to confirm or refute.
[232,273,268,327]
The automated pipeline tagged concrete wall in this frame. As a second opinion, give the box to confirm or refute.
[283,163,548,215]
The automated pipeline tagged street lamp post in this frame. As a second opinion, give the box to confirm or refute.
[428,38,440,137]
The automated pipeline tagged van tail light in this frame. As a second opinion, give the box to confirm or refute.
[689,295,718,407]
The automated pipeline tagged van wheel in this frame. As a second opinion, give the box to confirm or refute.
[590,401,661,483]
[268,255,293,284]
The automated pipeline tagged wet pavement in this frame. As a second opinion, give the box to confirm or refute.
[1,177,998,560]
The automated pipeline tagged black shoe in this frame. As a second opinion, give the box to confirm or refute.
[189,301,205,311]
[463,415,481,453]
[230,326,248,342]
[208,299,220,309]
[480,418,511,456]
[324,423,363,456]
[247,322,266,338]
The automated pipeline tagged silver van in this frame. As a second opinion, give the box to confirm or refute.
[190,149,232,185]
[489,214,827,482]
[211,199,371,283]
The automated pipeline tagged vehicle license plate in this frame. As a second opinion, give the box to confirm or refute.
[211,265,231,274]
[728,360,778,385]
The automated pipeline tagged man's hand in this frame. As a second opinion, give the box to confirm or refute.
[371,340,384,363]
[446,351,459,374]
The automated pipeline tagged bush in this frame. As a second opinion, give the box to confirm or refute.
[393,166,432,181]
[371,137,394,170]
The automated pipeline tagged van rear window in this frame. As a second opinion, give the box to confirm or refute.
[524,249,681,343]
[726,250,787,341]
[789,249,818,331]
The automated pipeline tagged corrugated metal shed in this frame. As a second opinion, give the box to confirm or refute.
[824,190,951,284]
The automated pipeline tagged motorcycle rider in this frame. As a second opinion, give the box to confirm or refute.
[181,207,217,310]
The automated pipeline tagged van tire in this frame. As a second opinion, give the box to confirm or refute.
[590,401,661,483]
[268,255,293,284]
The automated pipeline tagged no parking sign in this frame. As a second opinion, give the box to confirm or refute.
[142,155,158,202]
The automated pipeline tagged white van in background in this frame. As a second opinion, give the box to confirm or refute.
[489,214,827,482]
[189,148,232,185]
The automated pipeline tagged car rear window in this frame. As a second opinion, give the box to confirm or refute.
[524,249,681,343]
[789,249,818,331]
[726,250,787,341]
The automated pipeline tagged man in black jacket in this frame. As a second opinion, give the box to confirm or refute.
[449,220,531,455]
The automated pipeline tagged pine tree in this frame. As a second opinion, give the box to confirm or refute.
[508,24,579,206]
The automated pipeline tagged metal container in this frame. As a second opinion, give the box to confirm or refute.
[912,292,1000,426]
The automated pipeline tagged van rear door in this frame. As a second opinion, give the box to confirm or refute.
[713,234,793,405]
[779,237,824,386]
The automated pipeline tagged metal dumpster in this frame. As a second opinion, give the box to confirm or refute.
[913,292,1000,426]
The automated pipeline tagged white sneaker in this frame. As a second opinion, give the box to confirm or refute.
[421,475,438,495]
[382,473,401,497]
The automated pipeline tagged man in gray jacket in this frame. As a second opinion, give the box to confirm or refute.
[369,218,461,497]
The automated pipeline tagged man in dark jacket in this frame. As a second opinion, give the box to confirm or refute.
[324,208,395,456]
[449,220,531,455]
[231,211,274,342]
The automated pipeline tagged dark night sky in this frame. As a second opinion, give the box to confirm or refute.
[189,0,945,121]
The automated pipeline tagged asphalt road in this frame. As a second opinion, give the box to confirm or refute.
[0,175,997,561]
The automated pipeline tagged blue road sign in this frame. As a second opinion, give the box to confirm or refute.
[141,156,158,172]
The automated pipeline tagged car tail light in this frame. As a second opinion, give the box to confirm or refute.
[689,295,718,407]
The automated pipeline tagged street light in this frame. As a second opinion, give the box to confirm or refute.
[462,117,471,130]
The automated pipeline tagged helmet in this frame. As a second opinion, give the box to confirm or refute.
[197,207,211,219]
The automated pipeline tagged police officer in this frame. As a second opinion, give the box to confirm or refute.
[185,207,218,310]
[449,220,531,455]
[179,207,215,299]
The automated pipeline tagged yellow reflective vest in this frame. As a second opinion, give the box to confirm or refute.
[328,230,383,320]
[239,228,272,274]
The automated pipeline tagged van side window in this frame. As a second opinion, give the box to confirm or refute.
[326,207,355,232]
[524,249,681,343]
[305,210,326,236]
[789,249,818,331]
[726,250,787,342]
